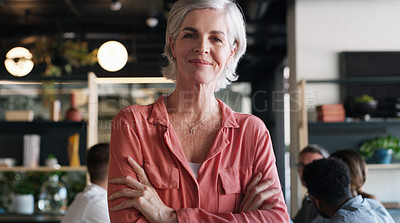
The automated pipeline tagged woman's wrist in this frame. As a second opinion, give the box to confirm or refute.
[163,208,177,223]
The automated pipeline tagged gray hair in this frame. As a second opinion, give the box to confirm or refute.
[300,144,330,158]
[161,0,247,92]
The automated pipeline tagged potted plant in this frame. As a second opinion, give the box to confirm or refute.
[352,94,378,120]
[358,135,400,164]
[4,96,35,121]
[11,173,36,214]
[31,37,98,78]
[44,154,59,168]
[0,173,13,213]
[30,37,98,107]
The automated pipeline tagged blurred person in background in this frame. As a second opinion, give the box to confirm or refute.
[330,149,377,200]
[62,143,110,223]
[293,144,329,223]
[304,158,394,223]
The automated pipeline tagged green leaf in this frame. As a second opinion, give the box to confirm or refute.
[358,135,400,160]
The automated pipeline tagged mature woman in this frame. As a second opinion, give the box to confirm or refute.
[107,0,289,222]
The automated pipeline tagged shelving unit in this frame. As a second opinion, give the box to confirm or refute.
[0,121,85,133]
[0,73,99,167]
[306,76,400,119]
[367,163,400,170]
[0,76,93,216]
[0,166,86,172]
[303,77,400,212]
[308,117,400,157]
[0,213,63,222]
[0,120,87,166]
[306,76,400,84]
[291,78,400,215]
[364,163,400,206]
[306,75,400,153]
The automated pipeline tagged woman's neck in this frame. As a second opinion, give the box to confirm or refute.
[351,189,358,197]
[167,86,218,115]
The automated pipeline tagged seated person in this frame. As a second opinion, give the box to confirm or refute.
[330,149,376,200]
[293,144,329,223]
[303,158,394,223]
[61,143,110,223]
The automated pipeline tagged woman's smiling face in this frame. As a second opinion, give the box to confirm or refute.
[170,9,236,86]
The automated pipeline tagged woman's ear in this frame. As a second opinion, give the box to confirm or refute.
[169,36,176,57]
[226,45,237,65]
[230,45,237,58]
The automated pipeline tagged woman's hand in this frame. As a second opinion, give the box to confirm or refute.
[238,173,281,212]
[108,156,177,223]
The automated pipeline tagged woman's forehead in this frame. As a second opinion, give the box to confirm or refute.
[179,9,228,33]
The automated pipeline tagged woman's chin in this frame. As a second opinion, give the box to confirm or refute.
[192,70,221,82]
[190,76,218,87]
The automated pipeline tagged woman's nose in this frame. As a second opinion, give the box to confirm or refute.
[194,39,209,54]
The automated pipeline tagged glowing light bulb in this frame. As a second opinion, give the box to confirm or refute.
[97,41,128,72]
[4,47,34,77]
[146,17,159,28]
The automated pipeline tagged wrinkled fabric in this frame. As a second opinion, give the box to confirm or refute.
[108,96,289,223]
[62,184,110,223]
[311,195,394,223]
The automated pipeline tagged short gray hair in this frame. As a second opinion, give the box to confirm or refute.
[300,144,330,158]
[161,0,247,92]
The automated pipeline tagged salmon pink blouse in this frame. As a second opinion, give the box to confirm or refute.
[108,96,289,222]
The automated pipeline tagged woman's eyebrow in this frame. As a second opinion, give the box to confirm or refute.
[210,30,226,36]
[182,27,198,33]
[182,27,226,36]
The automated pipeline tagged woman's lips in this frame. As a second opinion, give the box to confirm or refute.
[189,59,212,66]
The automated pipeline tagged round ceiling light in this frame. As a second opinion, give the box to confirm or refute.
[97,41,128,72]
[146,17,159,28]
[4,47,34,77]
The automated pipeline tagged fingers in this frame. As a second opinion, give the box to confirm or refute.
[109,188,143,201]
[240,174,279,212]
[108,184,153,211]
[245,188,280,211]
[238,172,262,211]
[109,187,175,223]
[127,156,152,186]
[242,176,275,211]
[110,199,137,211]
[260,199,279,210]
[109,157,164,215]
[109,176,146,191]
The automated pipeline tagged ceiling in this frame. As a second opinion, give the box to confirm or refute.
[0,0,287,78]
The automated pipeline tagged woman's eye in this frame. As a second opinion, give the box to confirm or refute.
[212,37,223,43]
[183,33,195,38]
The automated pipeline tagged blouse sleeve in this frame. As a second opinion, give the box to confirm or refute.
[176,129,290,223]
[107,111,149,222]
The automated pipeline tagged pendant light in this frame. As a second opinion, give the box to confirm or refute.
[4,47,34,77]
[97,41,128,72]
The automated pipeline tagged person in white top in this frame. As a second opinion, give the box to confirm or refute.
[61,143,110,223]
